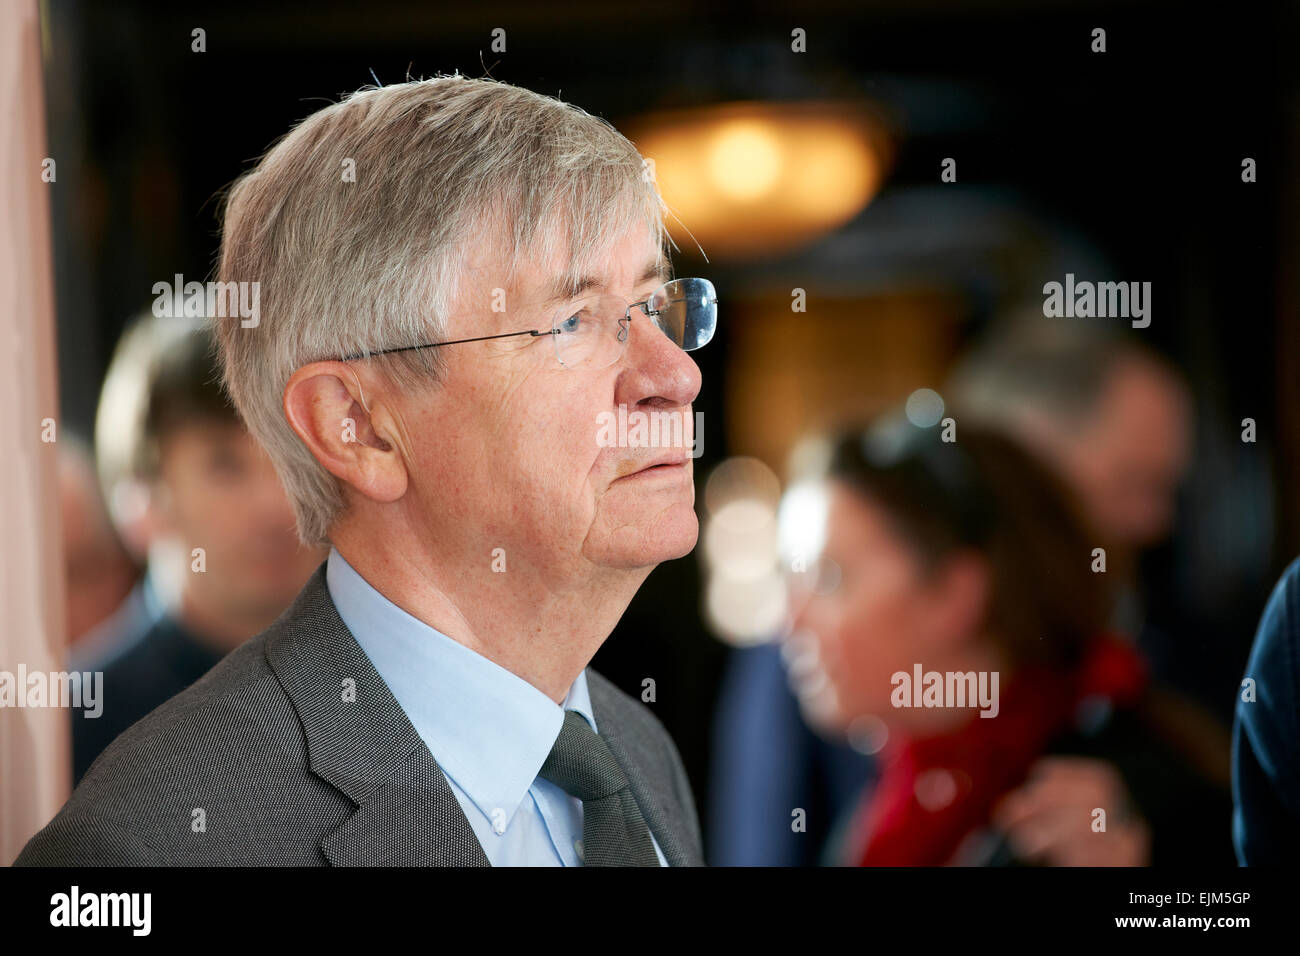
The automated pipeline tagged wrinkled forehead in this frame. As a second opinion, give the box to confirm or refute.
[463,190,668,308]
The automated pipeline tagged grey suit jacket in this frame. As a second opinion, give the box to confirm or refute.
[15,566,705,866]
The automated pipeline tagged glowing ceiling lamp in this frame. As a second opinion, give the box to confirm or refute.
[627,100,889,261]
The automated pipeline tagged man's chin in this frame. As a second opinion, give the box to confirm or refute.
[584,508,699,570]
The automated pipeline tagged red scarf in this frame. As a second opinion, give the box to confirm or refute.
[848,634,1147,866]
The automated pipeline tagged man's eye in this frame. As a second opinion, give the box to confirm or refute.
[559,312,582,334]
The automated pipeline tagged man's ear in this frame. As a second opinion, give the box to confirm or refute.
[283,361,408,504]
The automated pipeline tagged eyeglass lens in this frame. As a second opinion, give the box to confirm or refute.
[550,278,717,369]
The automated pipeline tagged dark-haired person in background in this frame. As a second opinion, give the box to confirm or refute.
[784,417,1233,865]
[1232,558,1300,863]
[73,324,325,782]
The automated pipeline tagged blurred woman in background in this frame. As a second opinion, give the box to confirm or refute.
[783,415,1233,865]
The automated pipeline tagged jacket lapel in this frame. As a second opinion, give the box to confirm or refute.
[589,673,704,867]
[265,566,489,866]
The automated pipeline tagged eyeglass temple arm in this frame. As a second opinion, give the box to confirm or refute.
[341,289,717,361]
[340,328,555,362]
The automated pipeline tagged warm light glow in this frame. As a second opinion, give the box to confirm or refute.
[708,120,783,201]
[704,456,782,514]
[700,456,787,644]
[705,571,789,645]
[704,499,778,579]
[627,100,888,261]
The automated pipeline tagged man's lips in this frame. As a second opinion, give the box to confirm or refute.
[613,454,693,480]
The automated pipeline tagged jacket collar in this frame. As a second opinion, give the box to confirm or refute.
[265,564,488,865]
[265,564,698,866]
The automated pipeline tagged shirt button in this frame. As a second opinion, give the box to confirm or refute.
[491,809,507,834]
[574,838,584,861]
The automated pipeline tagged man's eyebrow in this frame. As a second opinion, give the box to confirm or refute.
[542,259,670,306]
[636,260,673,291]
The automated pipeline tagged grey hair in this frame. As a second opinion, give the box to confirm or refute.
[947,319,1148,432]
[215,74,670,546]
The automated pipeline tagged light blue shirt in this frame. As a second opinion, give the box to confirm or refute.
[326,548,667,866]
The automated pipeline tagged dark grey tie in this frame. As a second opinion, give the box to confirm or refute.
[538,709,661,866]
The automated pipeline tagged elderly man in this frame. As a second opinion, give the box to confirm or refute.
[18,75,715,867]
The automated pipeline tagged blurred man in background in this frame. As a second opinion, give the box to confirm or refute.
[948,322,1193,638]
[949,322,1243,714]
[72,322,325,782]
[68,311,198,678]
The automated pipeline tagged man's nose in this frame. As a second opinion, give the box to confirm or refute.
[617,308,702,408]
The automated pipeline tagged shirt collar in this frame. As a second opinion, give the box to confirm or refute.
[325,547,595,828]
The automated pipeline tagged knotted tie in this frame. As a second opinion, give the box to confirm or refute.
[538,710,660,866]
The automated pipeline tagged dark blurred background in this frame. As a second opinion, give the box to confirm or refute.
[41,0,1299,861]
